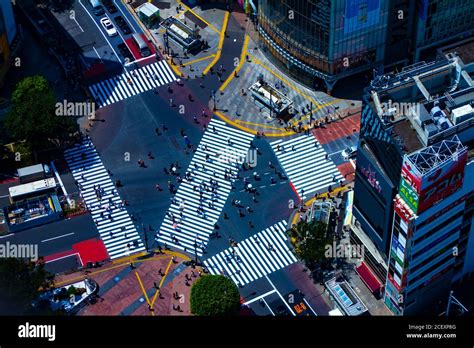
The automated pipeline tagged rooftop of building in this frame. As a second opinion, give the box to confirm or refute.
[366,55,474,155]
[439,37,474,64]
[406,135,467,175]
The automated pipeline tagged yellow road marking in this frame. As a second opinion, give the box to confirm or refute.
[177,0,220,33]
[111,250,147,265]
[290,185,350,226]
[54,254,171,287]
[250,55,342,127]
[219,35,249,91]
[202,12,229,75]
[161,249,192,260]
[251,55,320,104]
[135,271,153,316]
[167,58,183,77]
[214,110,295,136]
[150,257,174,308]
[181,54,216,67]
[235,119,284,130]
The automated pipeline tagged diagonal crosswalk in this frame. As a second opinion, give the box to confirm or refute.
[88,60,177,108]
[64,137,145,260]
[155,119,255,256]
[203,220,297,286]
[271,135,343,200]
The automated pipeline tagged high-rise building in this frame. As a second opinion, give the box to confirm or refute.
[257,0,390,91]
[385,136,474,315]
[351,46,474,315]
[256,0,474,92]
[0,0,19,86]
[412,0,474,61]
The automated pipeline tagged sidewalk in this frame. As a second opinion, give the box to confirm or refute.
[54,251,198,315]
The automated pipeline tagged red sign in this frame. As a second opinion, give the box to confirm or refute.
[401,161,422,193]
[394,196,414,223]
[417,151,467,213]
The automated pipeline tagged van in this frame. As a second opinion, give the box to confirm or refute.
[89,0,105,16]
[132,33,151,57]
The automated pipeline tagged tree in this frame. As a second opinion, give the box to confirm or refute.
[288,220,332,269]
[0,258,54,315]
[190,275,240,316]
[5,76,77,154]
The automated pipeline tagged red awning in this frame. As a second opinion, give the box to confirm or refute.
[356,262,382,293]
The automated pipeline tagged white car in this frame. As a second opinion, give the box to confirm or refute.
[100,17,117,36]
[342,146,357,160]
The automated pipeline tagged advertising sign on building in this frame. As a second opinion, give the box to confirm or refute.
[394,196,414,224]
[400,149,467,214]
[417,151,467,213]
[399,178,419,212]
[401,159,422,192]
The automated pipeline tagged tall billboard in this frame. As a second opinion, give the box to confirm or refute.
[344,0,381,35]
[399,150,467,214]
[417,151,467,213]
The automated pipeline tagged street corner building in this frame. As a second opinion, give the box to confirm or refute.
[256,0,474,93]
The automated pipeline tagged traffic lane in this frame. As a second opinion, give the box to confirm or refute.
[51,1,111,58]
[0,214,98,258]
[280,263,332,315]
[76,0,124,65]
[45,254,82,274]
[323,133,359,167]
[262,291,292,316]
[263,276,318,316]
[246,293,277,316]
[112,0,141,33]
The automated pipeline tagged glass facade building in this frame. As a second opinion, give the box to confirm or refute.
[258,0,390,91]
[353,53,474,314]
[414,0,474,60]
[0,0,17,86]
[257,0,474,91]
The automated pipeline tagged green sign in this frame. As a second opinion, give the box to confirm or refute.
[399,178,419,212]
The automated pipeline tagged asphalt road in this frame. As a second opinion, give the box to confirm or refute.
[0,214,98,258]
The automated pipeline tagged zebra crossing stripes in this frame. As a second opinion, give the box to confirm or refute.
[271,135,343,199]
[64,138,145,259]
[156,119,255,256]
[203,220,297,286]
[88,60,177,108]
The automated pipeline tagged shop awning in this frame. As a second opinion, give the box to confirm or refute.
[356,262,382,294]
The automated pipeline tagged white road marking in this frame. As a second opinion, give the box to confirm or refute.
[242,289,277,306]
[41,232,75,243]
[78,0,122,63]
[265,274,296,316]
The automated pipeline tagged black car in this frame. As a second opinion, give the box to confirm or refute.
[102,0,117,14]
[114,15,132,35]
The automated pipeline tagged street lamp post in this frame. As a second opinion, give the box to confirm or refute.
[163,33,169,55]
[211,90,217,111]
[193,240,199,265]
[143,222,149,253]
[269,91,273,119]
[446,290,468,316]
